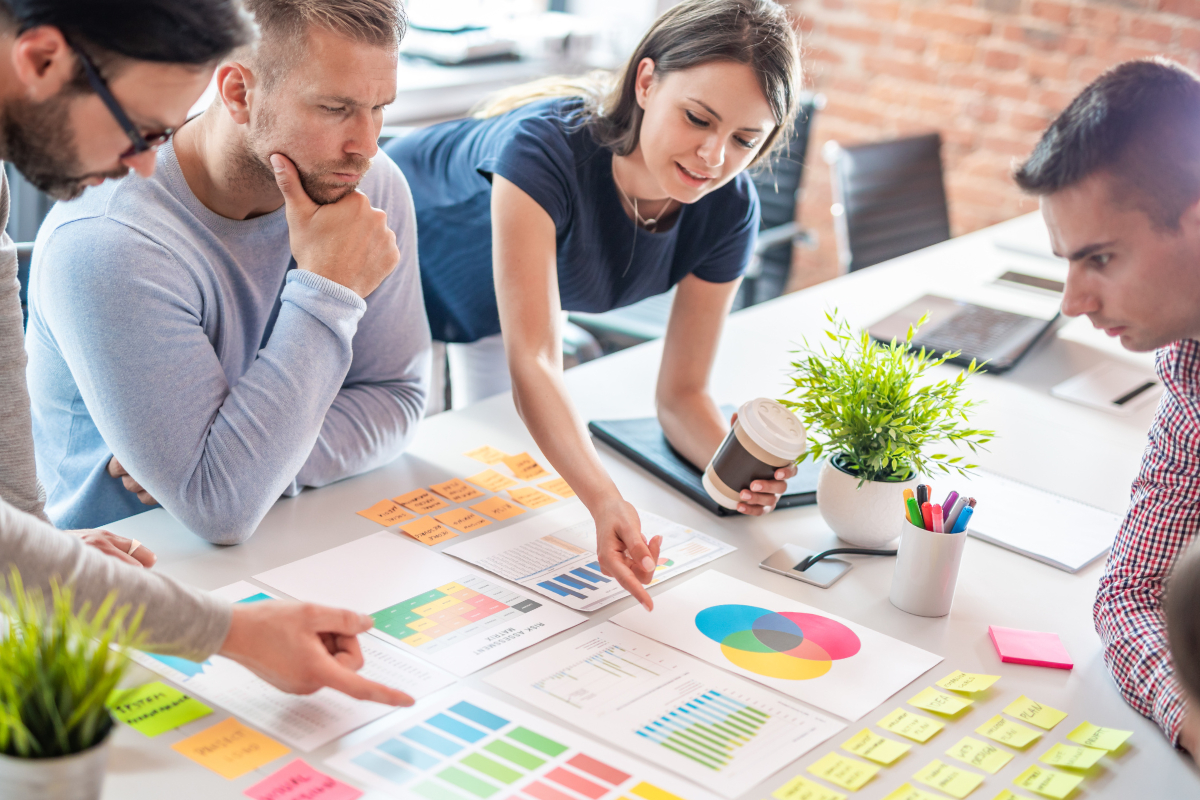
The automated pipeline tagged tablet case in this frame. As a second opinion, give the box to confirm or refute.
[588,410,821,516]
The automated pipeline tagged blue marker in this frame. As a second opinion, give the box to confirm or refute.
[951,505,974,533]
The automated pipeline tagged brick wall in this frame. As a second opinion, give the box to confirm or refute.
[779,0,1200,290]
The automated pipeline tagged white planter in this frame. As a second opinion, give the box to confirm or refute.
[0,731,111,800]
[816,457,920,548]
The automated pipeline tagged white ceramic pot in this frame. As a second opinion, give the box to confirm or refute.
[0,730,111,800]
[816,456,920,548]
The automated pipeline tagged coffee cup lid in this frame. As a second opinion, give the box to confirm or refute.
[738,398,807,461]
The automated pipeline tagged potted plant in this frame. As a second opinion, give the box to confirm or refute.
[781,312,994,548]
[0,569,142,800]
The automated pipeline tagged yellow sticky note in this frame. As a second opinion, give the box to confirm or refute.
[471,496,527,521]
[938,671,1001,693]
[908,687,973,715]
[1039,743,1104,770]
[806,752,880,791]
[539,477,576,497]
[877,708,945,742]
[464,445,509,464]
[882,783,946,800]
[355,499,415,527]
[977,715,1042,748]
[772,774,847,800]
[913,760,985,799]
[1004,696,1068,730]
[394,488,450,514]
[433,508,492,533]
[171,717,290,779]
[1012,765,1084,799]
[502,452,550,480]
[841,729,911,765]
[945,736,1013,774]
[399,517,458,546]
[466,469,518,492]
[428,478,486,504]
[508,486,558,508]
[991,792,1032,800]
[1065,721,1131,752]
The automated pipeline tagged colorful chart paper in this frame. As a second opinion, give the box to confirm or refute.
[882,783,943,800]
[471,496,527,521]
[325,689,723,800]
[395,489,450,515]
[399,517,459,546]
[1012,765,1083,799]
[539,478,576,497]
[464,445,509,464]
[908,687,973,715]
[356,500,415,527]
[938,671,1001,693]
[1039,744,1104,769]
[434,508,492,533]
[611,571,942,721]
[772,775,847,800]
[877,709,945,743]
[988,627,1073,670]
[173,717,290,779]
[108,681,211,736]
[508,486,558,508]
[945,737,1013,774]
[913,760,985,799]
[429,478,486,503]
[467,469,518,492]
[841,729,911,764]
[502,452,550,480]
[807,753,879,791]
[976,716,1041,749]
[1003,696,1067,730]
[1066,721,1131,752]
[244,759,363,800]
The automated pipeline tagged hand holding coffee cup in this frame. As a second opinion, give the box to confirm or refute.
[704,399,807,514]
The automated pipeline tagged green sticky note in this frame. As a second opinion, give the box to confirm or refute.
[107,681,211,736]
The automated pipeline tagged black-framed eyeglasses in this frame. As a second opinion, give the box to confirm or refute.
[72,45,173,157]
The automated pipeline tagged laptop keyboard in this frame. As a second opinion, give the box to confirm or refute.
[915,305,1032,356]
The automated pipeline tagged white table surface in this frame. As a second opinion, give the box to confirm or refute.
[101,213,1199,798]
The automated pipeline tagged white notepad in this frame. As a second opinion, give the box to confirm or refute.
[955,470,1121,573]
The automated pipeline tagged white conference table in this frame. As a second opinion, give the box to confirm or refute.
[103,213,1199,798]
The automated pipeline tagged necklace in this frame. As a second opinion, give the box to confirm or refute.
[613,165,674,232]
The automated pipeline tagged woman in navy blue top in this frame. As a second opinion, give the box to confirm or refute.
[387,0,802,608]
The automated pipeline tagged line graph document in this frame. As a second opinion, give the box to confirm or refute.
[131,582,456,751]
[485,623,844,797]
[443,502,735,611]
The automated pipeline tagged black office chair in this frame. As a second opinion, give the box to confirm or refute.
[824,132,950,273]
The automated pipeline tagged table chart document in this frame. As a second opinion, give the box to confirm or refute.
[325,689,722,800]
[485,623,844,798]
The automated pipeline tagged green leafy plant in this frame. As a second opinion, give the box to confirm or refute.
[0,570,143,758]
[781,311,994,483]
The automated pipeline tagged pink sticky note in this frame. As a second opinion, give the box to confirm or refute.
[989,625,1073,670]
[244,759,362,800]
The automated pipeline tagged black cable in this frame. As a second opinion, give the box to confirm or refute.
[795,547,897,572]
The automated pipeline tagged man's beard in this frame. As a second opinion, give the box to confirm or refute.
[1,94,128,201]
[238,119,371,206]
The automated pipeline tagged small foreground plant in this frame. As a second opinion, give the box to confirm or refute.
[781,311,994,483]
[0,569,143,758]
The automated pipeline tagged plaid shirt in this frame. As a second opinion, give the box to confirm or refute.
[1094,338,1200,745]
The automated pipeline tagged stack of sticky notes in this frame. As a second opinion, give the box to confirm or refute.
[989,626,1073,670]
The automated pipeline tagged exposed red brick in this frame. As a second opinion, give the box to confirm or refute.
[984,49,1023,70]
[822,99,886,127]
[1030,0,1072,24]
[936,40,977,62]
[1026,54,1071,80]
[1036,88,1074,111]
[1062,35,1090,57]
[910,8,993,36]
[1115,43,1167,60]
[1078,7,1122,36]
[827,23,883,45]
[1181,26,1200,51]
[1162,0,1200,20]
[984,78,1031,101]
[860,0,901,20]
[1010,110,1052,132]
[981,134,1039,158]
[821,0,846,10]
[1129,18,1174,43]
[965,99,1000,123]
[892,33,927,51]
[863,54,939,82]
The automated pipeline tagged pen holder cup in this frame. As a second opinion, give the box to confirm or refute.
[889,517,968,617]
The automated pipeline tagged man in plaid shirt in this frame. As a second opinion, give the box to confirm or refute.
[1014,57,1200,758]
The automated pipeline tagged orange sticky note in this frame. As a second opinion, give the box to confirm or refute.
[434,508,493,533]
[399,517,459,545]
[508,487,558,508]
[502,452,550,480]
[539,478,576,498]
[467,469,518,492]
[393,488,450,514]
[471,496,527,521]
[355,499,415,527]
[428,478,485,504]
[171,717,290,779]
[464,445,509,464]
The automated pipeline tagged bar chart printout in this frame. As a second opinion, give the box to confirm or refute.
[487,624,845,798]
[324,689,721,800]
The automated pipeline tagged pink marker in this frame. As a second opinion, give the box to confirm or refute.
[932,504,944,533]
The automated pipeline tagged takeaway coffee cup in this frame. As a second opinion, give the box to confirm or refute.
[703,398,807,510]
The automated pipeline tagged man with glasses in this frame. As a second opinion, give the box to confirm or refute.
[1,0,413,708]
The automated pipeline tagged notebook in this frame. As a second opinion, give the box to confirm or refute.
[954,470,1121,573]
[588,409,820,516]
